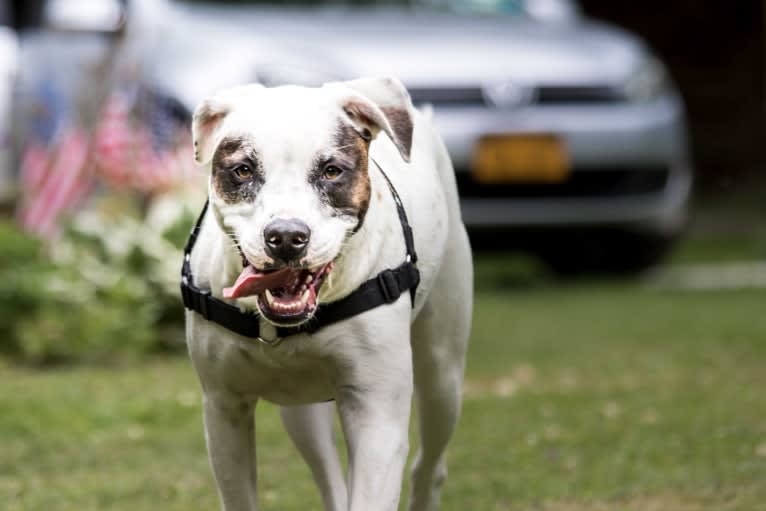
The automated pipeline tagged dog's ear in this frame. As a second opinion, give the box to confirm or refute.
[192,84,263,165]
[192,97,229,165]
[333,77,414,163]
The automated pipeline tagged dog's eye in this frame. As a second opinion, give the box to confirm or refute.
[322,165,343,181]
[232,165,253,180]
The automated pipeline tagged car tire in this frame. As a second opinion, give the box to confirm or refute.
[538,230,679,277]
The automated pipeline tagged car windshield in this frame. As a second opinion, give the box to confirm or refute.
[177,0,565,17]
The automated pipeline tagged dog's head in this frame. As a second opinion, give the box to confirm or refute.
[192,77,414,327]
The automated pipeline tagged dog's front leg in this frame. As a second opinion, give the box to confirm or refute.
[337,339,413,511]
[203,392,258,511]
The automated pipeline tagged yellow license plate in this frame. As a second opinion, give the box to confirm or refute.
[471,134,570,184]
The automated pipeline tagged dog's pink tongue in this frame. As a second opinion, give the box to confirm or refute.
[223,267,293,299]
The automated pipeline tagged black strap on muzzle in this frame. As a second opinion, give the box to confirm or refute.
[180,160,420,341]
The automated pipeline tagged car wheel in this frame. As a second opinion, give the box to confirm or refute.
[538,230,679,276]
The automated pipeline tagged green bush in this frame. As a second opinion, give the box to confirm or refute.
[0,197,196,365]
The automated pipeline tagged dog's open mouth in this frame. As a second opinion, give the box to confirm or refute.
[223,261,334,325]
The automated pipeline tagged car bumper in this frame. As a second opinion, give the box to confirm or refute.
[460,161,691,233]
[430,93,692,234]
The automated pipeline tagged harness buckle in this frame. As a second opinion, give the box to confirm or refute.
[180,280,190,309]
[377,270,400,304]
[197,289,211,320]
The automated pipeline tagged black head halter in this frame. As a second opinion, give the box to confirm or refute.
[181,160,420,345]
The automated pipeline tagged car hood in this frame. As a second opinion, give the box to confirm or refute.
[159,4,647,108]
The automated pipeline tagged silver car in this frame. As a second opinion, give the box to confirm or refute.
[0,21,17,202]
[39,0,694,273]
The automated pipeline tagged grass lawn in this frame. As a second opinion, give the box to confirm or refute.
[2,202,766,509]
[2,271,764,510]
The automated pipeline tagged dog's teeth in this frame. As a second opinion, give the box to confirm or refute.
[263,288,312,314]
[305,275,313,284]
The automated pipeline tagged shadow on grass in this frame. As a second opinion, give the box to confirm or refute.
[472,252,553,292]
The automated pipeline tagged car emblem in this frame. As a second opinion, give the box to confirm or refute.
[483,81,535,108]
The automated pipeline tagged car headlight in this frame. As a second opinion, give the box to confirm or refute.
[622,57,670,102]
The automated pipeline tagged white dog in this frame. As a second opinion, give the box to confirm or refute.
[183,77,472,511]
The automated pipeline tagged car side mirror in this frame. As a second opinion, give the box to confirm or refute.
[44,0,125,34]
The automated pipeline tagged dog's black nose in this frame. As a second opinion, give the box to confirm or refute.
[263,218,311,263]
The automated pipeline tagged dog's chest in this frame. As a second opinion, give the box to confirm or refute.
[190,326,337,405]
[247,361,336,405]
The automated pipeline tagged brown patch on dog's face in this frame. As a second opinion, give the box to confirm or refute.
[211,135,264,204]
[310,122,371,230]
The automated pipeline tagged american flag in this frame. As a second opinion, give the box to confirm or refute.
[17,81,93,238]
[18,84,193,238]
[93,89,192,194]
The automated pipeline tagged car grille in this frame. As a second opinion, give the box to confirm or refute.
[408,87,486,106]
[536,85,624,104]
[407,85,624,107]
[455,167,669,198]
